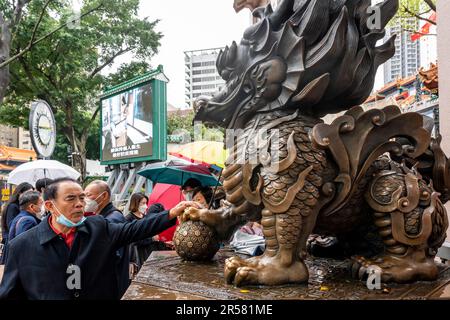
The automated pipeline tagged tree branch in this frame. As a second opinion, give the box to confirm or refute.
[90,104,101,123]
[80,104,101,142]
[18,56,39,90]
[10,0,32,29]
[0,11,12,52]
[0,3,104,69]
[9,69,33,91]
[423,0,436,12]
[413,8,432,17]
[89,47,133,78]
[0,10,7,28]
[28,0,52,48]
[402,4,436,25]
[17,56,60,108]
[402,27,436,37]
[32,63,59,92]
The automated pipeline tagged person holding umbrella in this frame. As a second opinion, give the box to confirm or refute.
[138,160,220,189]
[181,178,202,201]
[138,161,220,245]
[35,178,54,195]
[35,178,54,219]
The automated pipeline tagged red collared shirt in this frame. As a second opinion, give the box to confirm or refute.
[48,215,77,249]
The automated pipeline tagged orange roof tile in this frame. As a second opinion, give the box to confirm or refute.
[398,95,416,108]
[398,75,416,87]
[378,80,398,93]
[0,145,37,162]
[364,93,386,104]
[375,75,416,96]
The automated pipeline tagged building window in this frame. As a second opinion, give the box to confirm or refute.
[201,69,216,74]
[202,61,215,67]
[192,62,201,67]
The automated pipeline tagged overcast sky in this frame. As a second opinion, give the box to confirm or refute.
[136,0,251,108]
[110,1,385,108]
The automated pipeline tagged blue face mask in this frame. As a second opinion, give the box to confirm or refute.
[52,202,86,228]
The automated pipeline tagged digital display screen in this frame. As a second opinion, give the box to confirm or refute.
[101,84,153,162]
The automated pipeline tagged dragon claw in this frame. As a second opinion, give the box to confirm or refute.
[234,266,259,287]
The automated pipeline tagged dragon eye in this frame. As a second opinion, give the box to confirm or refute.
[221,70,231,81]
[243,81,252,93]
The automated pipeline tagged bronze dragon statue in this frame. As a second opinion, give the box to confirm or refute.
[182,0,449,287]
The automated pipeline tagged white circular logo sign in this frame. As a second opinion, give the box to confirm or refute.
[29,100,56,158]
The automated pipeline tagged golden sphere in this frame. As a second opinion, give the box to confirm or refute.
[173,220,220,261]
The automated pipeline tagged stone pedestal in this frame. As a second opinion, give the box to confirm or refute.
[123,249,450,300]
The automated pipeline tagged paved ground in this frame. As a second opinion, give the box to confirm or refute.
[123,249,450,300]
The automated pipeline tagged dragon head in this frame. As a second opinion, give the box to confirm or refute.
[194,0,399,129]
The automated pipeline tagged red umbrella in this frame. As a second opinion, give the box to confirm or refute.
[147,183,185,243]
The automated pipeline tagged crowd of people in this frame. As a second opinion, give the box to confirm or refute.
[0,177,232,300]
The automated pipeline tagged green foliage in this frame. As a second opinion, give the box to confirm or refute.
[82,175,107,188]
[52,116,100,165]
[104,61,151,89]
[390,0,436,33]
[168,110,195,138]
[0,0,162,176]
[200,125,224,142]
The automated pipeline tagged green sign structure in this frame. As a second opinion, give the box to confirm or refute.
[99,65,168,165]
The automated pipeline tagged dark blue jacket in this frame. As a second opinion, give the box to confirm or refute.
[8,210,41,241]
[2,210,41,264]
[0,211,175,300]
[98,203,130,298]
[100,203,127,224]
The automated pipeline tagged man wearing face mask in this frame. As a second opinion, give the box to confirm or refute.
[0,178,199,299]
[181,178,202,201]
[2,191,43,263]
[83,180,120,220]
[35,178,54,218]
[83,180,130,298]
